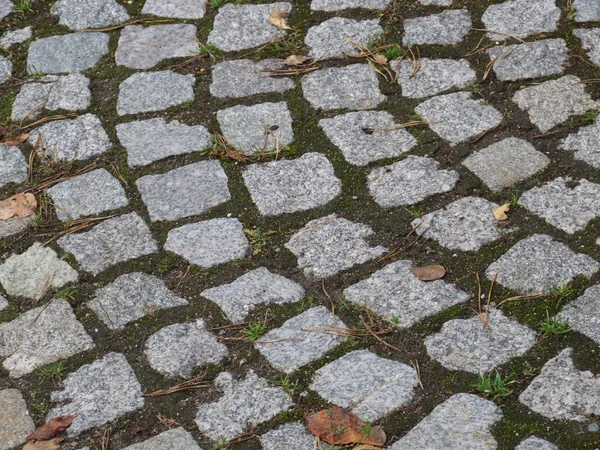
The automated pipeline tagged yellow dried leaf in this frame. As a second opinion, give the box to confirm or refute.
[411,265,446,281]
[493,203,510,221]
[0,193,37,221]
[1,133,29,146]
[283,54,310,66]
[268,7,292,30]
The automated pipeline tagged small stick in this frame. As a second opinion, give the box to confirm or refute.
[411,360,424,390]
[322,279,335,315]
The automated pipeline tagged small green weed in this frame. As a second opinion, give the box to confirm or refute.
[360,420,375,438]
[30,398,51,414]
[28,212,43,229]
[244,227,275,255]
[244,322,266,341]
[583,109,599,122]
[406,206,424,217]
[539,310,572,335]
[380,44,403,60]
[36,362,67,382]
[211,438,229,450]
[55,286,77,300]
[472,370,516,400]
[390,315,400,325]
[567,6,577,20]
[270,375,300,396]
[522,361,539,377]
[547,283,574,306]
[15,0,32,12]
[507,191,520,208]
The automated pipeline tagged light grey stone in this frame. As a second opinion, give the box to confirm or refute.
[0,242,78,299]
[256,306,348,373]
[482,0,560,40]
[344,260,470,328]
[0,26,32,49]
[0,145,27,188]
[0,295,6,312]
[519,177,600,234]
[195,371,293,441]
[310,349,418,421]
[210,59,295,99]
[48,352,144,435]
[311,0,391,10]
[488,39,568,81]
[412,196,505,252]
[0,55,11,84]
[560,120,600,169]
[516,436,559,450]
[142,0,205,18]
[165,218,249,268]
[145,319,228,377]
[261,423,335,450]
[217,102,293,154]
[513,75,600,133]
[301,64,386,110]
[486,234,599,294]
[573,0,600,22]
[306,17,382,60]
[395,58,475,99]
[116,118,210,167]
[390,393,503,450]
[0,389,35,450]
[559,284,600,345]
[137,161,230,222]
[0,0,13,19]
[123,428,202,450]
[117,70,195,116]
[463,137,550,192]
[12,74,91,122]
[242,153,341,216]
[0,299,94,378]
[368,155,459,207]
[520,347,600,421]
[574,28,600,66]
[47,168,128,222]
[58,212,158,274]
[208,2,292,52]
[319,111,417,166]
[27,33,109,74]
[27,113,111,162]
[0,216,30,240]
[88,272,188,330]
[201,267,305,323]
[116,24,198,70]
[285,214,386,278]
[415,92,503,145]
[51,0,130,30]
[403,10,471,46]
[418,0,452,4]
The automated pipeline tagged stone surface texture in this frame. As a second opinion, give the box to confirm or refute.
[0,295,6,312]
[142,0,206,19]
[482,0,560,40]
[305,17,382,59]
[261,423,335,450]
[0,55,10,83]
[0,389,35,450]
[573,0,600,22]
[403,10,471,46]
[516,436,559,450]
[0,145,27,188]
[311,0,391,10]
[0,26,32,49]
[210,59,294,98]
[395,58,475,98]
[0,0,13,19]
[122,428,202,450]
[50,0,130,30]
[560,120,600,169]
[574,28,600,66]
[558,284,600,345]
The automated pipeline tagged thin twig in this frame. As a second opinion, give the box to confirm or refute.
[144,375,210,397]
[495,292,544,309]
[322,279,335,315]
[469,113,506,144]
[77,18,174,33]
[470,28,531,46]
[411,360,424,390]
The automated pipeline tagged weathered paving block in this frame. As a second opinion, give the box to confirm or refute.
[310,349,418,421]
[48,353,144,435]
[368,155,459,207]
[261,423,335,450]
[560,120,600,169]
[574,28,600,66]
[302,64,386,110]
[572,0,600,22]
[310,0,391,10]
[195,371,293,441]
[0,299,94,377]
[201,267,305,323]
[519,177,600,234]
[462,137,550,192]
[0,55,11,83]
[242,153,341,216]
[558,284,600,345]
[403,10,471,46]
[0,216,30,240]
[285,214,387,279]
[58,212,158,274]
[0,0,13,19]
[519,347,600,421]
[50,0,130,30]
[482,0,560,40]
[0,242,78,299]
[0,26,32,48]
[305,17,382,60]
[145,319,228,377]
[486,234,599,294]
[208,2,292,52]
[0,389,35,450]
[136,161,230,222]
[165,218,250,268]
[255,306,348,373]
[88,272,188,330]
[343,260,469,328]
[516,436,559,450]
[319,111,417,166]
[123,428,202,450]
[395,58,475,98]
[390,393,503,449]
[418,0,452,4]
[0,145,27,188]
[142,0,206,19]
[0,295,7,312]
[415,92,503,145]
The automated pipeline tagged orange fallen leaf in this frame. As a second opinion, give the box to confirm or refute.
[284,54,310,66]
[268,7,292,30]
[0,193,37,221]
[23,438,63,450]
[305,406,386,446]
[493,203,510,221]
[0,133,29,146]
[411,265,446,281]
[26,415,75,441]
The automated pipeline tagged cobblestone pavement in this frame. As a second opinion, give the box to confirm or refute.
[1,1,600,449]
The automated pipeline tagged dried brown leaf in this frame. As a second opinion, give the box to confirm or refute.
[305,406,386,446]
[23,438,63,450]
[372,54,388,65]
[411,265,446,281]
[26,415,75,441]
[1,133,29,146]
[283,54,310,66]
[493,203,510,221]
[0,193,37,221]
[267,7,292,30]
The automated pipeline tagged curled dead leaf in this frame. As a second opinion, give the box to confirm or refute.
[0,193,37,221]
[283,54,310,66]
[305,406,386,446]
[23,438,63,450]
[26,415,75,441]
[1,133,29,146]
[492,203,510,221]
[411,265,446,281]
[372,54,388,65]
[267,7,292,30]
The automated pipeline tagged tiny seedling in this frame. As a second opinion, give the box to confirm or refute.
[539,310,572,335]
[36,362,67,382]
[244,322,266,341]
[406,205,424,218]
[522,361,539,377]
[55,286,77,300]
[270,374,300,396]
[547,283,574,306]
[582,109,599,122]
[360,420,375,438]
[472,370,516,400]
[380,45,403,60]
[15,0,32,13]
[244,227,275,255]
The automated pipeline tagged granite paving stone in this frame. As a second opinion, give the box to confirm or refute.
[137,161,230,222]
[319,111,417,166]
[0,0,13,19]
[242,153,341,216]
[208,2,292,52]
[519,347,600,421]
[217,102,293,154]
[255,306,348,373]
[0,298,94,377]
[558,284,600,345]
[48,352,144,435]
[88,272,188,330]
[201,267,305,323]
[343,260,470,328]
[390,393,503,449]
[165,218,250,268]
[560,120,600,169]
[0,217,31,240]
[50,0,130,30]
[462,137,550,192]
[27,33,109,74]
[574,28,600,66]
[0,26,32,49]
[486,234,599,294]
[195,371,293,441]
[0,145,27,188]
[301,64,386,110]
[57,212,158,274]
[310,349,418,421]
[418,0,452,4]
[481,0,560,40]
[142,0,206,19]
[516,437,559,450]
[0,295,7,312]
[123,428,202,450]
[305,17,383,60]
[0,55,11,84]
[368,155,459,207]
[285,214,387,279]
[310,0,391,10]
[261,423,335,450]
[402,10,471,46]
[0,389,35,450]
[415,92,503,145]
[572,0,600,22]
[117,70,195,115]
